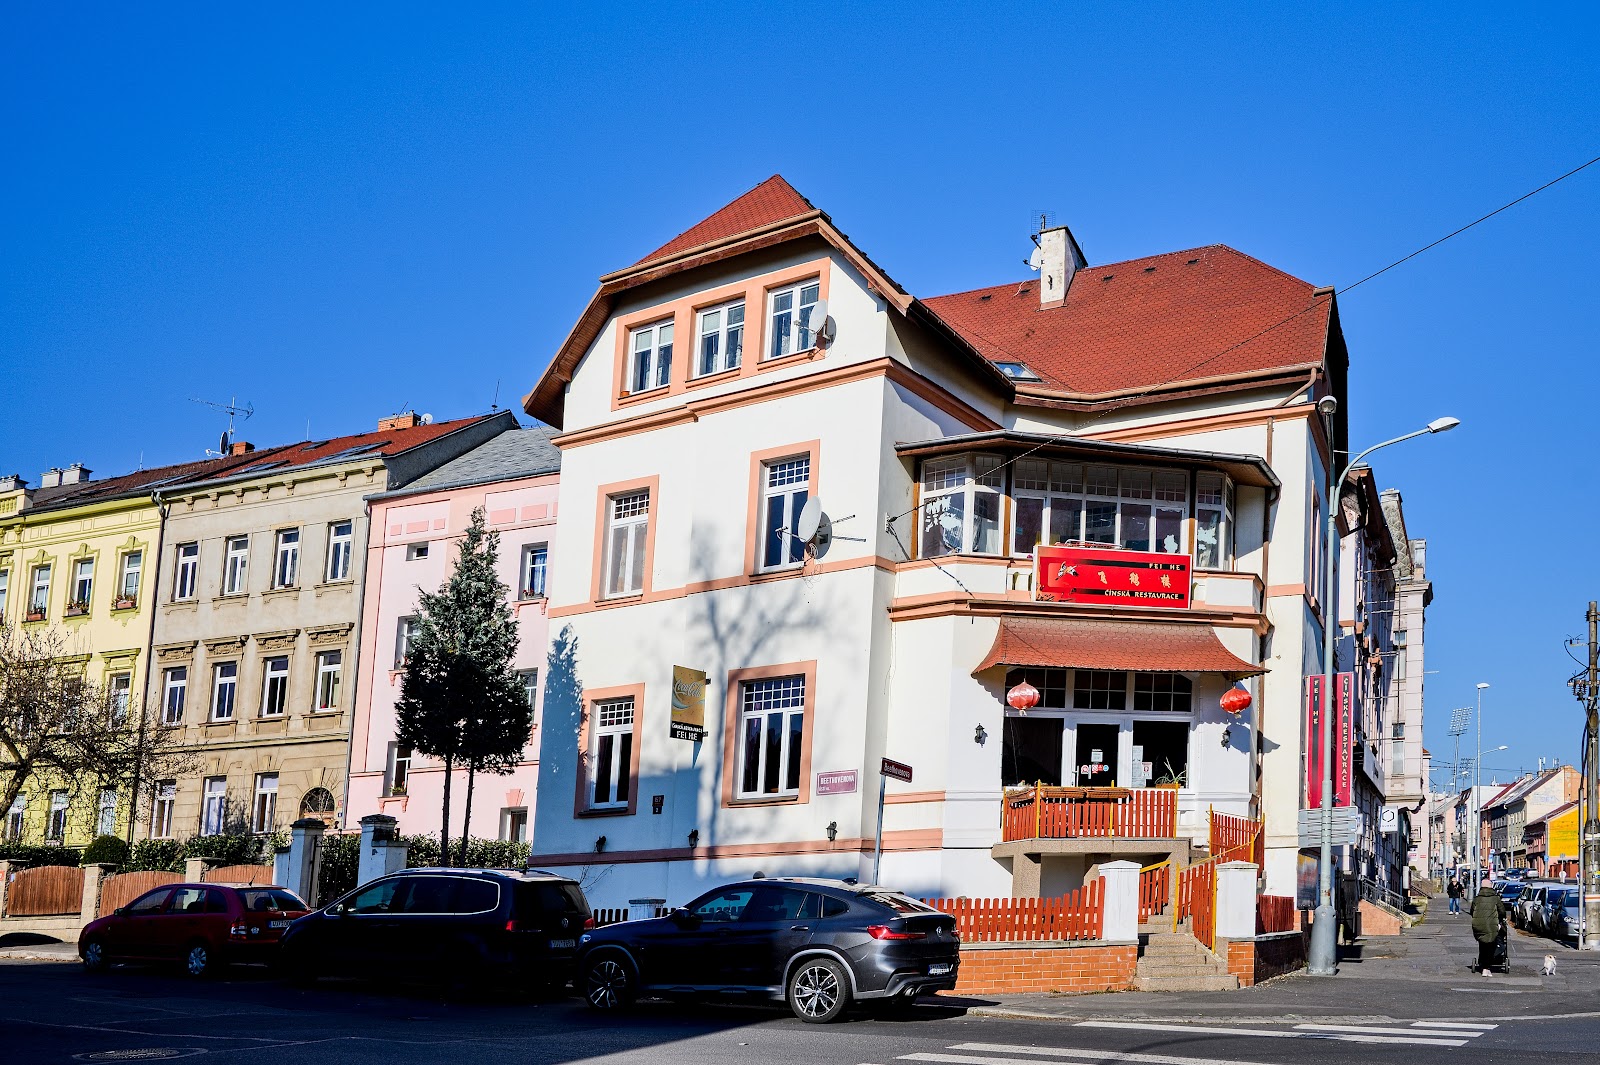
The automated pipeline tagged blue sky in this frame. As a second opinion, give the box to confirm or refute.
[3,4,1597,787]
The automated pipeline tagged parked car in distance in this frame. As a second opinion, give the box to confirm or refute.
[1545,885,1582,940]
[278,867,590,991]
[80,883,309,977]
[1497,880,1525,907]
[1512,883,1552,932]
[576,878,960,1023]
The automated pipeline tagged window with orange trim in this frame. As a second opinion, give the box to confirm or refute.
[604,490,650,597]
[629,320,674,393]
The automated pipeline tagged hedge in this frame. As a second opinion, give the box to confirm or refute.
[81,835,131,866]
[0,843,83,867]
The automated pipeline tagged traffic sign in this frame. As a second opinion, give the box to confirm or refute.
[1298,806,1360,847]
[880,758,913,783]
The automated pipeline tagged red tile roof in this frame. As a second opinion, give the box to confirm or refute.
[634,175,817,266]
[260,414,498,473]
[973,616,1265,677]
[924,246,1332,398]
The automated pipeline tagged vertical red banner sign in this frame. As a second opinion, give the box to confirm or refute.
[1334,672,1355,808]
[1304,675,1325,808]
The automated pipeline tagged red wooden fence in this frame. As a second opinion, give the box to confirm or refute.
[1257,894,1298,935]
[1002,787,1177,841]
[1209,811,1264,866]
[1139,860,1171,922]
[923,878,1104,942]
[203,864,276,885]
[99,871,183,916]
[1177,862,1215,949]
[5,865,84,916]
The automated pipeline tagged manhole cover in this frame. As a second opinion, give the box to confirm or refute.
[75,1050,206,1062]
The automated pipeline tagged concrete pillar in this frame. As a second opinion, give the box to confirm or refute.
[1216,860,1259,941]
[273,846,291,890]
[357,814,407,888]
[1100,860,1140,943]
[629,897,665,922]
[183,857,215,882]
[1011,853,1043,896]
[285,817,327,906]
[79,863,113,928]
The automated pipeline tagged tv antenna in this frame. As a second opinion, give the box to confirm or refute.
[191,396,254,456]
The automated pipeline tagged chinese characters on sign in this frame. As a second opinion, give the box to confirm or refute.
[1033,545,1191,608]
[670,665,707,741]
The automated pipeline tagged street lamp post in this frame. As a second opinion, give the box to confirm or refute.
[1308,414,1459,977]
[1473,683,1490,877]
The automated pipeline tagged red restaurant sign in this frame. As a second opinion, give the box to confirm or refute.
[1304,675,1325,807]
[1334,671,1355,808]
[1034,545,1191,608]
[1305,673,1355,809]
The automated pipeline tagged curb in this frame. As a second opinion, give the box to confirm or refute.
[0,950,77,963]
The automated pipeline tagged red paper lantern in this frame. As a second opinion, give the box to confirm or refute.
[1006,680,1041,712]
[1219,687,1252,715]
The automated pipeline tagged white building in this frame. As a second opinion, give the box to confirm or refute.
[522,177,1349,907]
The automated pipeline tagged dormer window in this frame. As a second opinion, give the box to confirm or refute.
[696,300,744,377]
[994,361,1040,382]
[629,319,674,393]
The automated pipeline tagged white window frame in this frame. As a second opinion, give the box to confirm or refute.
[29,564,51,616]
[108,672,132,725]
[325,521,353,582]
[272,529,300,589]
[1195,472,1234,570]
[588,697,635,811]
[6,793,25,841]
[314,650,342,711]
[386,742,412,795]
[919,454,1004,558]
[521,543,548,599]
[201,776,227,835]
[152,781,176,839]
[603,490,650,598]
[260,656,290,717]
[211,662,238,721]
[405,542,429,561]
[521,669,539,717]
[396,616,420,668]
[174,542,199,601]
[0,568,9,620]
[759,456,810,571]
[47,789,68,839]
[96,788,118,836]
[71,558,94,612]
[766,279,821,360]
[119,550,143,601]
[162,667,187,726]
[737,675,806,799]
[695,299,745,377]
[223,536,249,595]
[251,773,278,833]
[628,319,674,393]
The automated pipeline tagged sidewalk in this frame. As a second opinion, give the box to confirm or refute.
[963,905,1600,1024]
[0,938,78,963]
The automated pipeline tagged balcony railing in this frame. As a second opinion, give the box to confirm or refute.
[1001,785,1179,842]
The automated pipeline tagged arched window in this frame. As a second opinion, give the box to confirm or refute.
[299,787,336,824]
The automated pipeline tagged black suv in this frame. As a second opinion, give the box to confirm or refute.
[280,868,590,990]
[575,878,959,1022]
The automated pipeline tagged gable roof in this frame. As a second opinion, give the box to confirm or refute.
[635,176,817,266]
[922,245,1332,400]
[374,426,561,498]
[18,451,294,516]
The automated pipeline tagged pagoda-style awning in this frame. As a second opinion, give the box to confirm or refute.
[973,616,1266,678]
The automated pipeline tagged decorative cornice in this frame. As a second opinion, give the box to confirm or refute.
[307,623,354,647]
[254,628,300,651]
[204,635,248,656]
[155,641,198,662]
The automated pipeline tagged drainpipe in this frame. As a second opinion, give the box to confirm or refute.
[126,489,169,845]
[337,500,374,833]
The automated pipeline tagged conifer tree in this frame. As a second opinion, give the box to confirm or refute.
[395,508,531,863]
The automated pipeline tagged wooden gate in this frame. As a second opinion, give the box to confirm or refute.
[6,866,84,916]
[203,864,275,885]
[99,871,183,916]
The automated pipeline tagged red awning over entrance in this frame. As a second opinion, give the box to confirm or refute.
[972,616,1266,678]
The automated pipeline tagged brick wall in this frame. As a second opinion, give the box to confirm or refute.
[1221,932,1307,987]
[944,941,1138,995]
[1358,899,1403,936]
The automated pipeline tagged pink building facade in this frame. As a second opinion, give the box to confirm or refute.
[346,427,560,840]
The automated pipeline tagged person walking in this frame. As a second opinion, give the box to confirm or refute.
[1469,877,1507,975]
[1448,876,1463,914]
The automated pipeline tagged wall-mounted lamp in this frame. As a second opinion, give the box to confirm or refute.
[1221,726,1232,748]
[826,820,838,842]
[974,723,988,746]
[687,828,699,850]
[595,835,607,853]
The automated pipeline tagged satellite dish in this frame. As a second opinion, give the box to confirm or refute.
[218,430,231,455]
[420,413,434,425]
[1027,246,1044,272]
[804,299,833,345]
[796,497,833,555]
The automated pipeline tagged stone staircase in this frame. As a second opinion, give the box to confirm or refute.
[1134,922,1239,991]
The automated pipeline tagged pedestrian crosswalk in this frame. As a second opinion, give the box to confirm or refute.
[861,1022,1500,1065]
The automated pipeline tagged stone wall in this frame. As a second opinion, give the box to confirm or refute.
[1359,898,1404,935]
[944,940,1139,995]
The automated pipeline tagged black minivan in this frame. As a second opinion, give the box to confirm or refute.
[280,868,590,990]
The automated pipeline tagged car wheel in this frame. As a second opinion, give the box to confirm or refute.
[583,955,635,1011]
[183,941,214,978]
[788,957,849,1024]
[81,938,108,973]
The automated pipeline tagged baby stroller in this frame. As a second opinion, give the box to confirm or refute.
[1485,920,1512,974]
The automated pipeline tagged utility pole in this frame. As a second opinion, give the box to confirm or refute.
[1584,602,1599,949]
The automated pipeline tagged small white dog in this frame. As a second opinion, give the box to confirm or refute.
[1542,954,1557,976]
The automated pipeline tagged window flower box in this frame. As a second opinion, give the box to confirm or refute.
[112,595,137,611]
[24,608,46,622]
[64,600,89,618]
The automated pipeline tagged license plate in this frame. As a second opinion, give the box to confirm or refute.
[269,920,291,929]
[550,938,576,950]
[928,962,953,976]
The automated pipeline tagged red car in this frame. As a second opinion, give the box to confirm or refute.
[79,882,309,977]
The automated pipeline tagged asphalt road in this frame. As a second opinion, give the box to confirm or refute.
[3,960,1598,1065]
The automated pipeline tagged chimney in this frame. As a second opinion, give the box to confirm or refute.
[230,441,255,456]
[59,463,91,485]
[0,474,26,493]
[39,468,62,489]
[1038,223,1087,309]
[378,412,421,432]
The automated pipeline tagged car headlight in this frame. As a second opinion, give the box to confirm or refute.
[578,933,592,946]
